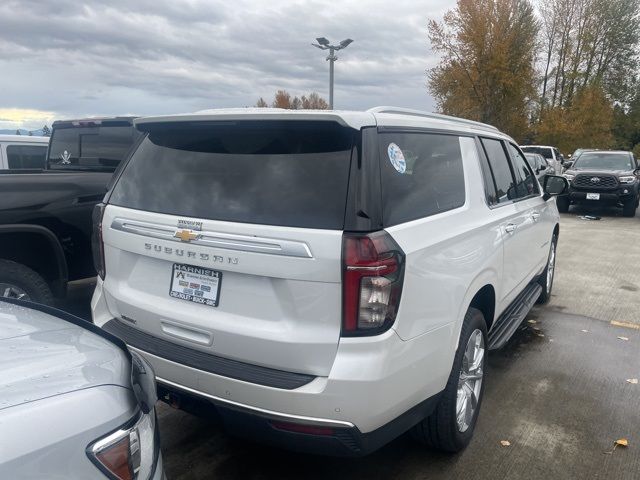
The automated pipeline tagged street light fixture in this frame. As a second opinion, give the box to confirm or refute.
[311,37,354,110]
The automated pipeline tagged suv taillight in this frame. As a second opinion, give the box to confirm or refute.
[342,231,405,336]
[92,203,106,280]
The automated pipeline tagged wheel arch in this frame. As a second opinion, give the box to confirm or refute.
[468,285,496,332]
[0,225,68,298]
[452,270,499,352]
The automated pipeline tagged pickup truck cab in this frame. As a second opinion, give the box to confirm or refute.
[0,135,49,170]
[92,107,569,455]
[0,117,140,304]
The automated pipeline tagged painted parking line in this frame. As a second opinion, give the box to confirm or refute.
[610,320,640,330]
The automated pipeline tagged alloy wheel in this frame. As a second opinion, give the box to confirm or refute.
[546,240,556,295]
[456,329,485,432]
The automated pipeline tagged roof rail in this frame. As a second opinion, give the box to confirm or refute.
[367,106,500,132]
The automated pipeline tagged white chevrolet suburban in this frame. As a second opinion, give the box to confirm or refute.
[91,107,568,455]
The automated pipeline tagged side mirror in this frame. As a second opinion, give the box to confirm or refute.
[543,175,569,201]
[539,164,547,171]
[564,161,574,170]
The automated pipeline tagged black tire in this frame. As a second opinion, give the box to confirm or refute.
[0,259,54,305]
[412,308,487,452]
[537,234,557,304]
[556,195,570,213]
[622,197,637,217]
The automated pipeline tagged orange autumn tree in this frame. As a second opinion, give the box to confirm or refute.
[428,0,538,141]
[537,84,614,153]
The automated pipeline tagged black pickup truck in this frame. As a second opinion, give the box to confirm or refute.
[557,150,639,217]
[0,117,140,304]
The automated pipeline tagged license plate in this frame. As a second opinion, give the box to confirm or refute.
[169,263,222,307]
[586,193,600,200]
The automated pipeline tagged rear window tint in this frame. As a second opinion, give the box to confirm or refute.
[379,132,465,226]
[109,121,355,229]
[6,144,47,169]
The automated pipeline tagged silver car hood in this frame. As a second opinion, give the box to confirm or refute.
[0,302,130,410]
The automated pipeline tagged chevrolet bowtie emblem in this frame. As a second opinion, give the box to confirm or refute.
[174,229,201,242]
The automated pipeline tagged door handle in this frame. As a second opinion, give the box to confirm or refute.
[531,212,541,221]
[505,224,517,234]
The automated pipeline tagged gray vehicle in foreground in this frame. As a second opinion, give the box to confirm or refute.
[0,298,164,480]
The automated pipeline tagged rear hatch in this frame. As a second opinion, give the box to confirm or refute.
[101,120,358,376]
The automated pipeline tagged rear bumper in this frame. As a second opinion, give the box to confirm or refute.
[156,377,440,456]
[92,278,453,449]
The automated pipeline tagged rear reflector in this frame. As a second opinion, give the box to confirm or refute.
[270,421,335,436]
[342,231,405,336]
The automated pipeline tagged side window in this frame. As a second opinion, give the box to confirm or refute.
[508,143,540,198]
[476,141,499,205]
[480,138,517,204]
[6,145,47,169]
[379,132,466,226]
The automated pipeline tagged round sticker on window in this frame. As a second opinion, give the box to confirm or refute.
[387,143,406,173]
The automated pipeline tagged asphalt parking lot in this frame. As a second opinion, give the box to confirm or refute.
[61,203,640,480]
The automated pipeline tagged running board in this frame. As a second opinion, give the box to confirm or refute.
[488,282,542,350]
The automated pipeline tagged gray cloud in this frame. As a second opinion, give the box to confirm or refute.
[0,0,452,128]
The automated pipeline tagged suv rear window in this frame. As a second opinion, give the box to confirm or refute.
[379,132,465,226]
[109,121,356,229]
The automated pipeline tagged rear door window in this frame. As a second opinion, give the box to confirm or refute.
[378,132,465,226]
[480,138,517,204]
[6,144,47,169]
[109,121,356,229]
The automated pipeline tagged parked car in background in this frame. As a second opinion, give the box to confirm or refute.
[568,148,597,161]
[0,117,140,304]
[0,135,49,170]
[0,298,164,479]
[521,145,563,174]
[559,150,639,216]
[524,152,552,181]
[92,107,567,456]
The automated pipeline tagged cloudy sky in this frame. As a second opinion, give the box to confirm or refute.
[0,0,453,130]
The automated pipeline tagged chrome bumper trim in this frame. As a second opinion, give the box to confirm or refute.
[155,376,354,429]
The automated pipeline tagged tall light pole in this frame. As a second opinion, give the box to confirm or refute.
[312,37,353,110]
